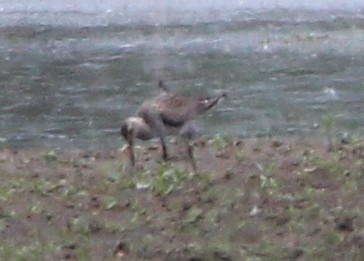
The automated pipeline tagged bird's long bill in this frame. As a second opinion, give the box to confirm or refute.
[127,133,135,166]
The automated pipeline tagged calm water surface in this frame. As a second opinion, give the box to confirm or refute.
[1,5,364,149]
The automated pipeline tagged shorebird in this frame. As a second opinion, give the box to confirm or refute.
[121,81,226,170]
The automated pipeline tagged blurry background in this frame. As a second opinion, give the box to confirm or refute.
[1,0,364,150]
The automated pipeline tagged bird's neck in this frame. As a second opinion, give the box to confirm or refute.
[128,117,154,141]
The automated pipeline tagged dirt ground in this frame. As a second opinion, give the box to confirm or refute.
[0,136,364,261]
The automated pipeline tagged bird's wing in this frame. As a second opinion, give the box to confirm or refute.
[157,94,198,127]
[160,110,186,127]
[137,92,226,129]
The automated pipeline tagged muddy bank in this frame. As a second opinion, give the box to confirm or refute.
[0,137,364,260]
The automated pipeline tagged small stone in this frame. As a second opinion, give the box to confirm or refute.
[335,217,354,232]
[233,140,243,146]
[113,241,128,259]
[213,250,232,260]
[271,140,283,148]
[148,145,159,151]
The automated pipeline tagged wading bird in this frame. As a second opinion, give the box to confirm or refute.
[121,81,226,170]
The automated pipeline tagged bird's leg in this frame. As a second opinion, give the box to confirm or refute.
[140,109,170,162]
[153,117,169,161]
[152,115,169,161]
[128,144,135,166]
[179,121,200,171]
[127,129,135,166]
[186,140,197,171]
[160,136,168,161]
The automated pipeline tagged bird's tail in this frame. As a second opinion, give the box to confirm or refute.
[199,92,227,111]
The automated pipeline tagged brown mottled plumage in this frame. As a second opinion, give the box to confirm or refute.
[121,82,226,170]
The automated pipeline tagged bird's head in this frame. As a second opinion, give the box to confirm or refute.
[120,117,153,166]
[120,121,132,142]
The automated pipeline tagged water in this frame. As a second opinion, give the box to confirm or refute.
[1,2,364,150]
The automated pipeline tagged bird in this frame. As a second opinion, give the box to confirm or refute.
[121,81,226,170]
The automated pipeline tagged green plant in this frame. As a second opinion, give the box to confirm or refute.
[139,163,188,196]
